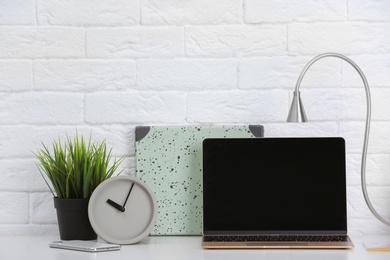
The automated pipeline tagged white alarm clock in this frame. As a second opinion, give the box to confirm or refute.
[88,175,157,244]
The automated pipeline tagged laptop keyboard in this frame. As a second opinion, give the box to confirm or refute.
[204,235,349,242]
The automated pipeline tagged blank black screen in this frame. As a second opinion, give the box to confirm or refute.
[202,137,347,234]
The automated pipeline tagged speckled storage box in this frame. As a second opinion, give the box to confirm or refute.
[135,125,264,235]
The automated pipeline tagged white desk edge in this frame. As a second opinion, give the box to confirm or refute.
[1,234,389,260]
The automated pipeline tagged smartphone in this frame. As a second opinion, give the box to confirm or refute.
[49,240,121,252]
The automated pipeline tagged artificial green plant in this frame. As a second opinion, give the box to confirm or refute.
[34,132,124,199]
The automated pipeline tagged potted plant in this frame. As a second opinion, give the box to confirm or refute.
[34,132,124,240]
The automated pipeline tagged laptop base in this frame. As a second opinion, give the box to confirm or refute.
[202,241,354,249]
[202,234,354,249]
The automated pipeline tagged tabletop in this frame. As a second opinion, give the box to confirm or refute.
[0,235,389,260]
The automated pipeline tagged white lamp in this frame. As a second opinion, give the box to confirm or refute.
[287,52,390,227]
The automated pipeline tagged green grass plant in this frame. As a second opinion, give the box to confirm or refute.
[34,132,124,199]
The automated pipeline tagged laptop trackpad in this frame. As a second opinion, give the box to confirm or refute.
[246,242,309,247]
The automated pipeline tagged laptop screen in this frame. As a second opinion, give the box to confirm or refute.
[202,137,347,234]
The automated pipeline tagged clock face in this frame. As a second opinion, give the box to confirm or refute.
[88,175,157,244]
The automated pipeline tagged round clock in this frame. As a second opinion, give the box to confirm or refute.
[88,175,157,245]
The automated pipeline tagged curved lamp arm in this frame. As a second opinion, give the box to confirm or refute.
[287,52,390,227]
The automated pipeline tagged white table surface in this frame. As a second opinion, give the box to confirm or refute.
[1,235,389,260]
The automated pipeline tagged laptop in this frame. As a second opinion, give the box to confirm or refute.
[201,137,354,249]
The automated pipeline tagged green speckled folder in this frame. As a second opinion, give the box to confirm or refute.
[135,125,264,235]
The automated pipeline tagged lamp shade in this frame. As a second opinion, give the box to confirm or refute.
[287,91,308,122]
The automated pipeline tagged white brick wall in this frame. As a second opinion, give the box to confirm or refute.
[0,27,85,58]
[185,25,287,57]
[1,0,390,236]
[34,60,137,91]
[87,27,184,58]
[37,0,140,26]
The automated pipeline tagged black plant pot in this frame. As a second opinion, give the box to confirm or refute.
[54,198,97,240]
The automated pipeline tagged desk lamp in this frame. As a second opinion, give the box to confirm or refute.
[287,52,390,227]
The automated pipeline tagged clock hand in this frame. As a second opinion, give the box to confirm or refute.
[106,183,135,213]
[107,199,125,212]
[121,183,135,210]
